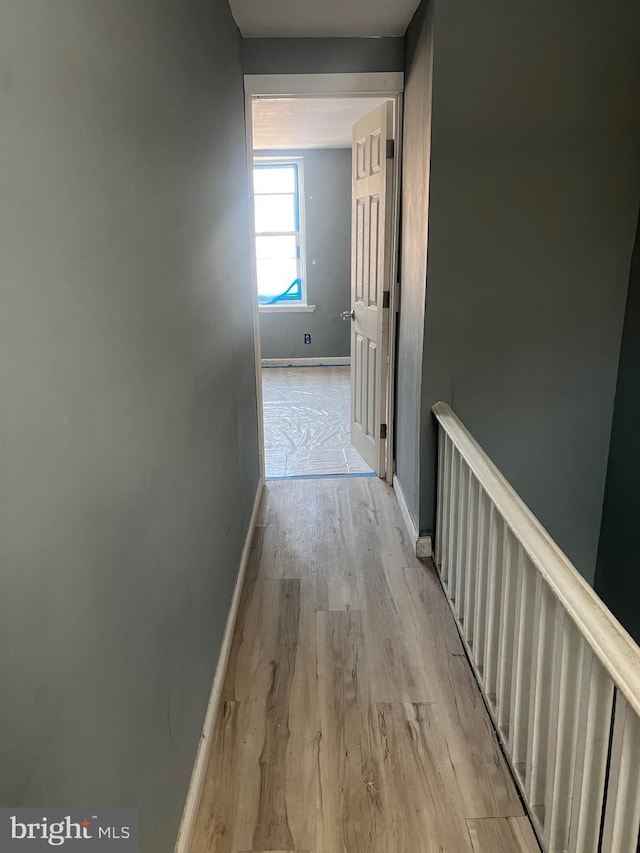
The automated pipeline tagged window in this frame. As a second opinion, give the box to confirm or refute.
[253,159,306,306]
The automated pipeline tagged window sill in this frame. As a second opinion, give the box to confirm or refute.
[259,304,316,314]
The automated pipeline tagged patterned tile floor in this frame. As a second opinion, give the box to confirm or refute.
[262,366,372,478]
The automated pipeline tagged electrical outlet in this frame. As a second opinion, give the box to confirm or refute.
[304,333,311,344]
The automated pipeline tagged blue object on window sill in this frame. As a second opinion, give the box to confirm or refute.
[258,278,302,305]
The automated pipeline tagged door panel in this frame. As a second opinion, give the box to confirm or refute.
[350,102,394,476]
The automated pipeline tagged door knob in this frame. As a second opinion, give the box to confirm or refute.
[340,310,355,321]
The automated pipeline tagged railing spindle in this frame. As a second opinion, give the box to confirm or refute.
[453,460,468,620]
[496,534,519,737]
[441,433,453,583]
[543,611,583,851]
[509,552,536,778]
[446,439,458,588]
[526,576,556,827]
[472,487,490,673]
[568,651,614,853]
[435,424,445,568]
[482,507,504,704]
[450,446,461,596]
[462,474,479,645]
[449,448,459,606]
[601,695,640,853]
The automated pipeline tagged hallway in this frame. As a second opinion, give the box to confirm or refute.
[191,478,539,852]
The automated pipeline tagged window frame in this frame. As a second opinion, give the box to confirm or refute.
[253,156,310,310]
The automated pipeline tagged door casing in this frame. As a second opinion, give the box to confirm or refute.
[244,73,404,485]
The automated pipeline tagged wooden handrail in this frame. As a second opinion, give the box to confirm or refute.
[432,401,640,719]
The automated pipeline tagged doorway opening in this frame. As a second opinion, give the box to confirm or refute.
[245,76,403,484]
[262,362,372,479]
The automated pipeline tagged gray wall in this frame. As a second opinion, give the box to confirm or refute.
[0,2,259,851]
[258,149,352,359]
[242,37,404,75]
[398,0,640,581]
[394,0,434,527]
[595,210,640,642]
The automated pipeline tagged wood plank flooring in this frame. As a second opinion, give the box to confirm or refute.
[191,478,540,853]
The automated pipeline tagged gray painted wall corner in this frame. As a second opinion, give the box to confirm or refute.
[595,209,640,642]
[394,0,434,530]
[415,0,640,581]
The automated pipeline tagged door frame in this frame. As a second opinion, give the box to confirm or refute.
[244,72,404,485]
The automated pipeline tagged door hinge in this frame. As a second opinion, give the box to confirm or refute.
[386,139,395,160]
[382,290,390,309]
[380,423,388,440]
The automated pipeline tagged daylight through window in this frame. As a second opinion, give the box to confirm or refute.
[253,160,304,304]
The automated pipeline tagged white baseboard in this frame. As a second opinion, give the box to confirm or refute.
[261,356,350,367]
[393,475,432,560]
[174,477,265,853]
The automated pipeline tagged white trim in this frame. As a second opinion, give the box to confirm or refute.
[259,304,316,314]
[246,76,403,489]
[393,472,417,544]
[261,356,350,367]
[393,475,433,559]
[174,478,265,853]
[384,93,403,485]
[245,94,266,480]
[244,72,404,97]
[433,401,640,717]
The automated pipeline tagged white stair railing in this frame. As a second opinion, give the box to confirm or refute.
[432,402,640,853]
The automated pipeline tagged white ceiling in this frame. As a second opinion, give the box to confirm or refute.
[229,0,419,38]
[252,96,390,150]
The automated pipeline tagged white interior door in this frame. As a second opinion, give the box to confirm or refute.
[348,101,394,477]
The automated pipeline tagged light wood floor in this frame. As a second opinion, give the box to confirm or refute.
[191,477,540,853]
